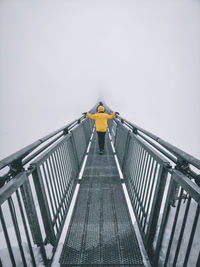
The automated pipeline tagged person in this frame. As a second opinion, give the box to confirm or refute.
[83,106,119,155]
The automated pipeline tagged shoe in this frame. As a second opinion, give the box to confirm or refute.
[99,150,103,155]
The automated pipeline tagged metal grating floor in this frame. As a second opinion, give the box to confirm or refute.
[59,133,144,266]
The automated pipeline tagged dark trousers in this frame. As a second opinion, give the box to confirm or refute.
[97,132,106,151]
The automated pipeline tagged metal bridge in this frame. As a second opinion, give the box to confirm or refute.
[0,103,200,267]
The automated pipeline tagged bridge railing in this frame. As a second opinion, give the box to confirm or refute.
[111,116,200,267]
[0,117,94,267]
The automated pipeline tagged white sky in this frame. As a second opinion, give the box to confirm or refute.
[0,0,200,159]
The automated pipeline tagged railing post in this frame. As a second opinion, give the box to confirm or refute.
[113,120,119,148]
[31,165,56,246]
[82,120,89,145]
[121,130,131,172]
[20,177,45,246]
[153,177,174,265]
[71,132,80,170]
[146,164,170,259]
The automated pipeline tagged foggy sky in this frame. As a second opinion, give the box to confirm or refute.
[0,0,200,159]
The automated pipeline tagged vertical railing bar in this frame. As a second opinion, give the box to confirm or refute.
[135,147,145,198]
[57,143,67,191]
[61,142,72,210]
[135,147,146,215]
[60,142,69,186]
[54,146,64,199]
[74,129,81,165]
[82,121,88,145]
[61,139,77,214]
[121,130,131,172]
[66,145,76,209]
[57,144,68,216]
[120,127,128,165]
[69,134,79,179]
[0,206,17,267]
[53,149,65,229]
[125,140,133,196]
[51,177,75,227]
[41,163,56,221]
[146,162,159,218]
[20,178,48,266]
[146,166,169,255]
[82,120,89,145]
[142,156,154,209]
[47,155,59,211]
[66,139,75,179]
[57,143,71,221]
[131,141,142,211]
[138,151,149,222]
[144,159,156,214]
[140,154,151,225]
[113,121,119,148]
[153,177,173,265]
[134,145,143,194]
[48,154,60,209]
[52,151,62,204]
[61,142,71,198]
[128,175,138,212]
[71,131,80,170]
[32,167,56,245]
[53,148,65,227]
[132,144,143,209]
[8,197,28,267]
[143,161,158,234]
[58,144,67,195]
[45,159,58,221]
[172,196,192,267]
[41,163,58,232]
[163,188,184,267]
[142,157,154,231]
[137,149,147,193]
[128,140,137,185]
[57,146,67,197]
[183,205,200,267]
[15,189,37,267]
[140,152,150,197]
[62,142,73,208]
[129,175,148,219]
[127,141,138,208]
[136,150,148,217]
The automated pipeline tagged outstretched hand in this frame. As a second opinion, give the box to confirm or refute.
[82,112,87,115]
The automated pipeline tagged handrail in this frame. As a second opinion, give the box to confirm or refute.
[0,114,93,267]
[0,116,85,170]
[116,115,200,170]
[113,115,200,267]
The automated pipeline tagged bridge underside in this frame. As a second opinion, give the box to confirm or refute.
[59,132,144,266]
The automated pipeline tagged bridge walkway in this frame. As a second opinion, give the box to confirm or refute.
[59,132,145,266]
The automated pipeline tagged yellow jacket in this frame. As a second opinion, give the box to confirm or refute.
[86,112,116,132]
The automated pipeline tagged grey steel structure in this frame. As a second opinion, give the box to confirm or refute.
[0,102,199,267]
[59,133,144,266]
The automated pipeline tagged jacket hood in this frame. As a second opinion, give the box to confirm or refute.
[97,106,105,113]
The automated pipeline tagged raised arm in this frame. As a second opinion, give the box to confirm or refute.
[86,112,96,119]
[106,112,116,119]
